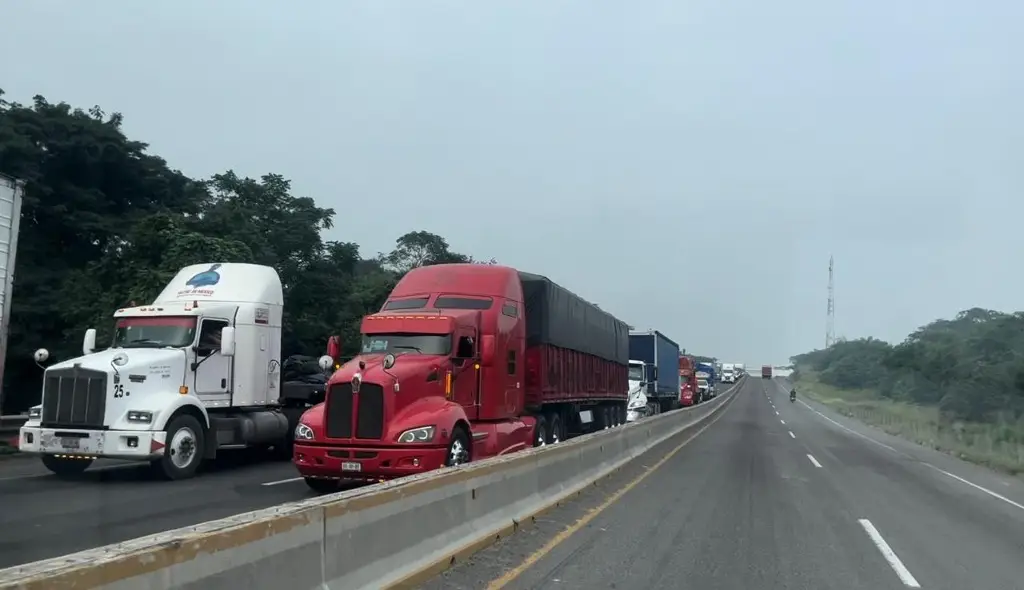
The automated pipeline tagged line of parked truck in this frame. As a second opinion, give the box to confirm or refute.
[17,261,742,491]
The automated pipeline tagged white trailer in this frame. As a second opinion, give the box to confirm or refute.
[0,175,24,415]
[19,263,315,479]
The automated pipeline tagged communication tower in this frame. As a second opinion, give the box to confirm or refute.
[826,255,835,348]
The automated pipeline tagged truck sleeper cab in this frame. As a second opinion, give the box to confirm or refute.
[292,264,630,492]
[18,263,303,480]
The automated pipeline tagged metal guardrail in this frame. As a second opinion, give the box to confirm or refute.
[0,414,27,438]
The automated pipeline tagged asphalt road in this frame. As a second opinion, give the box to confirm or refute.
[421,376,1024,590]
[0,446,365,568]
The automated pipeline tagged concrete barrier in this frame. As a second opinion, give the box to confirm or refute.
[0,379,744,590]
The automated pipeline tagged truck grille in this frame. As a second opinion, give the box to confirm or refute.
[41,367,107,428]
[325,382,385,440]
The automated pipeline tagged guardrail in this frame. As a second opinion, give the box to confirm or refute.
[0,379,743,590]
[0,415,26,444]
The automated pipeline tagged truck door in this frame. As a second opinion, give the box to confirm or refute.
[451,329,479,419]
[194,318,232,404]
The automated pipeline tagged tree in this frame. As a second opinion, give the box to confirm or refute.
[0,90,478,412]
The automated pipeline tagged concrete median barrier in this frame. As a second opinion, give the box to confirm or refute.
[0,379,743,590]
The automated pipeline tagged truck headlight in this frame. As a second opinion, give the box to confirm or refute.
[294,423,315,441]
[28,406,41,420]
[127,410,153,424]
[397,426,435,443]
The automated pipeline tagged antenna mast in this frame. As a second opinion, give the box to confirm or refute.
[826,255,835,348]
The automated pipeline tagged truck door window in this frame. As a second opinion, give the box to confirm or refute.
[456,336,475,359]
[197,320,229,356]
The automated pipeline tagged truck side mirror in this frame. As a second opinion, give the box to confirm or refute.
[220,327,236,357]
[480,335,495,367]
[83,329,97,355]
[327,335,341,360]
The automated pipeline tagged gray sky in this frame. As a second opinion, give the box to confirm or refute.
[2,0,1021,365]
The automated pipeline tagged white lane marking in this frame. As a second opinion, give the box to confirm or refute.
[806,454,822,468]
[798,400,899,453]
[923,464,1024,512]
[800,399,1024,513]
[780,419,786,425]
[858,519,921,587]
[789,431,796,439]
[262,476,304,486]
[775,410,779,416]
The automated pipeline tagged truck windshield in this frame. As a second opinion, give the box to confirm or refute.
[112,316,197,348]
[361,333,451,356]
[628,364,644,381]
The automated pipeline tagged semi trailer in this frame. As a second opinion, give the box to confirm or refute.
[292,263,630,492]
[627,330,681,415]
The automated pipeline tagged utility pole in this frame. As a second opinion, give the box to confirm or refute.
[826,255,835,348]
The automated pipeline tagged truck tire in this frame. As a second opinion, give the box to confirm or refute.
[533,415,548,447]
[153,414,205,480]
[544,412,563,444]
[445,427,471,466]
[304,477,340,494]
[41,455,92,478]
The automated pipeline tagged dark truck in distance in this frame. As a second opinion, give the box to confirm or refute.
[292,264,630,491]
[762,365,773,379]
[628,330,682,414]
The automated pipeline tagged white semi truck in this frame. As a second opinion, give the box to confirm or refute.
[18,263,316,480]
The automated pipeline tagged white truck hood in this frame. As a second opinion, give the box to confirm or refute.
[626,383,648,410]
[48,347,187,377]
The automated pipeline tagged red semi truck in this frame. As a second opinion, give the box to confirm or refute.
[292,263,630,492]
[762,365,773,379]
[678,356,698,406]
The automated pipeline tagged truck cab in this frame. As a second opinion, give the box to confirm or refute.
[293,264,537,490]
[19,263,294,480]
[626,360,650,421]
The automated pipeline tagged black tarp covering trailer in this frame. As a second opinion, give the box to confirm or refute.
[518,271,630,366]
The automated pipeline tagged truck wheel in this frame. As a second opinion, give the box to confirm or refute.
[304,477,339,494]
[618,404,627,425]
[545,413,562,444]
[41,455,92,478]
[533,416,548,447]
[445,427,471,466]
[153,414,205,480]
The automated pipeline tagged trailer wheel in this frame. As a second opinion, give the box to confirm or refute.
[445,427,471,466]
[618,404,627,425]
[533,415,548,447]
[153,414,205,480]
[304,477,340,494]
[41,455,92,478]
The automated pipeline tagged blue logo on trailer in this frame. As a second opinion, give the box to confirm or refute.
[186,264,223,288]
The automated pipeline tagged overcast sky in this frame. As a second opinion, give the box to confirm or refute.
[2,0,1021,366]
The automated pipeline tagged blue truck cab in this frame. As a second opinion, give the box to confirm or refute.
[628,330,682,414]
[695,362,717,401]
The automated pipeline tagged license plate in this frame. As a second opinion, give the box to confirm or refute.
[341,461,361,472]
[60,437,81,450]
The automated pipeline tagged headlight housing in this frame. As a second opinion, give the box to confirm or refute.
[127,410,153,423]
[294,423,315,441]
[397,426,435,443]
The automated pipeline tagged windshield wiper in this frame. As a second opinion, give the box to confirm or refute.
[122,338,164,348]
[391,345,423,354]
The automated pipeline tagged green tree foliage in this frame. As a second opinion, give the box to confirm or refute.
[791,308,1024,422]
[0,90,482,412]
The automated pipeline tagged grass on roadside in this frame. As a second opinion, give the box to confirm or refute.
[793,372,1024,477]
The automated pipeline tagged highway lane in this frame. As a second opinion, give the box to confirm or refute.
[421,376,1024,590]
[0,449,364,568]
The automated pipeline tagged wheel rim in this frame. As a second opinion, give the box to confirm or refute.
[169,426,197,469]
[550,421,561,443]
[535,423,546,446]
[449,437,469,465]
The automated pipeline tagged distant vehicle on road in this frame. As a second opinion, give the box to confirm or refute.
[762,365,773,379]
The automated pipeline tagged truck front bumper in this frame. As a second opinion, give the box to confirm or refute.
[18,426,167,461]
[293,443,449,481]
